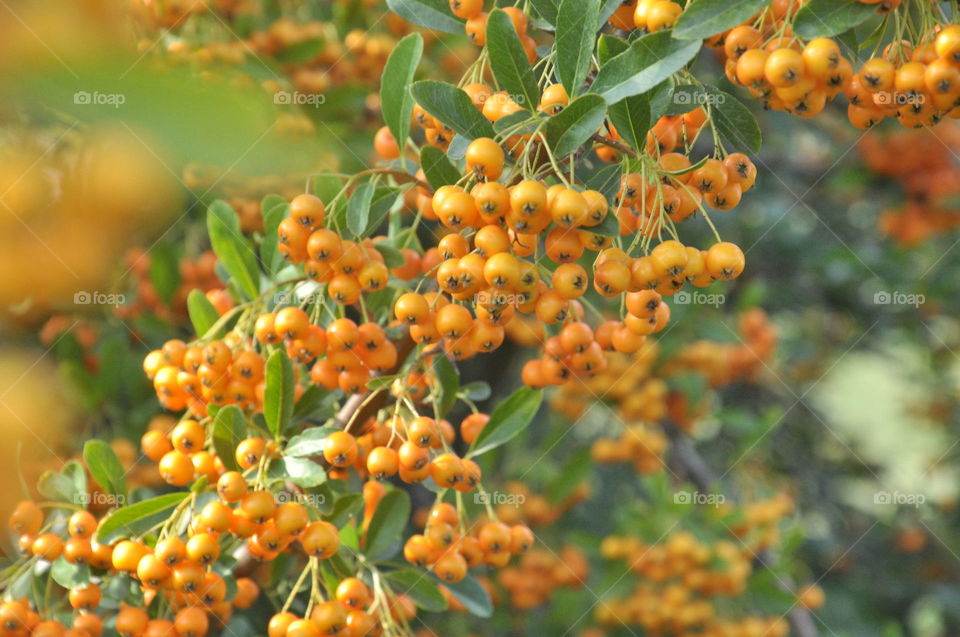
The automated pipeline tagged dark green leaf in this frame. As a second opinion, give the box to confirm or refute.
[468,386,542,457]
[461,381,491,402]
[598,34,629,65]
[420,146,461,190]
[794,0,877,39]
[556,0,600,97]
[411,81,495,140]
[148,243,180,304]
[213,405,246,472]
[386,0,463,34]
[328,494,364,527]
[373,240,405,268]
[486,10,540,111]
[591,31,701,104]
[207,200,260,300]
[707,87,761,153]
[364,489,411,561]
[432,354,459,417]
[608,93,650,150]
[672,0,769,40]
[545,94,607,158]
[381,33,423,151]
[83,440,126,498]
[264,350,296,437]
[434,574,493,617]
[589,211,621,237]
[528,0,558,26]
[293,386,338,422]
[187,289,220,337]
[386,569,448,612]
[94,493,189,544]
[548,447,592,503]
[347,183,375,238]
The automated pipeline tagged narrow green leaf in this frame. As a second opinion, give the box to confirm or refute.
[381,33,424,151]
[432,354,459,417]
[608,93,650,151]
[794,0,877,39]
[545,94,607,158]
[187,289,220,337]
[373,240,405,268]
[411,81,495,140]
[328,494,364,527]
[264,350,295,437]
[285,426,337,457]
[707,87,761,154]
[386,569,448,612]
[486,10,540,111]
[207,200,260,300]
[364,490,411,561]
[468,387,543,457]
[148,243,180,304]
[82,440,126,498]
[672,0,769,40]
[94,493,189,544]
[591,31,701,104]
[598,34,629,65]
[420,146,461,190]
[293,386,337,422]
[386,0,463,34]
[556,0,601,96]
[213,405,246,472]
[347,183,375,238]
[528,0,558,26]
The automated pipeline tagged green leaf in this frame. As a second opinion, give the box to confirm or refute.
[187,289,220,337]
[672,0,769,40]
[207,200,260,300]
[420,146,461,190]
[793,0,877,39]
[591,31,701,104]
[486,10,540,112]
[364,489,411,561]
[381,33,423,152]
[328,494,364,527]
[461,381,491,402]
[434,574,493,617]
[548,447,592,504]
[545,94,607,158]
[50,559,90,588]
[94,493,189,544]
[707,87,761,154]
[386,0,463,34]
[285,426,336,457]
[598,34,629,65]
[260,201,287,276]
[37,469,79,505]
[528,0,558,26]
[148,243,180,304]
[347,183,375,238]
[293,386,337,422]
[282,457,327,487]
[373,240,405,268]
[411,81,495,140]
[386,569,448,612]
[213,405,246,472]
[608,93,650,151]
[556,0,600,97]
[590,211,621,237]
[468,386,542,458]
[82,440,126,498]
[264,350,295,437]
[432,354,459,417]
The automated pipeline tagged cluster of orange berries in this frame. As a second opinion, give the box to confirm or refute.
[859,124,960,245]
[597,522,795,637]
[606,0,684,33]
[446,2,535,61]
[7,500,260,637]
[403,502,534,583]
[498,545,589,609]
[266,577,399,637]
[115,248,231,324]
